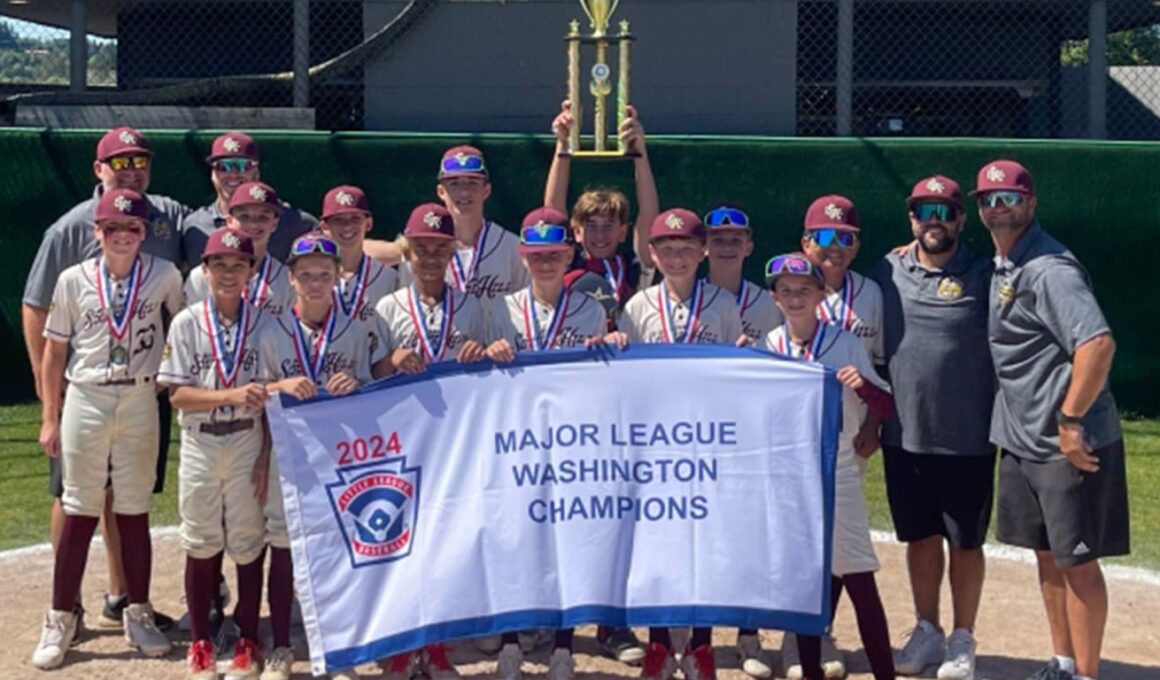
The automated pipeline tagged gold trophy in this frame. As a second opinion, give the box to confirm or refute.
[563,0,637,158]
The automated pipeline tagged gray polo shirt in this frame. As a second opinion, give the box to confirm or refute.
[989,221,1121,461]
[22,186,189,309]
[872,243,994,456]
[181,201,317,269]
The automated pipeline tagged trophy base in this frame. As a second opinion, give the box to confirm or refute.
[559,150,641,161]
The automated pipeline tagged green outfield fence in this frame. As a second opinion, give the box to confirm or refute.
[0,129,1155,413]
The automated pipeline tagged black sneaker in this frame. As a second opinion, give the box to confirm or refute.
[98,595,175,631]
[1027,659,1074,680]
[211,608,240,658]
[70,603,85,645]
[598,626,645,665]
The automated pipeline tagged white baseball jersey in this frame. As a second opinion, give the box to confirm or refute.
[335,254,399,325]
[374,285,489,362]
[159,299,267,426]
[44,254,183,384]
[258,304,382,387]
[620,280,743,345]
[398,220,529,301]
[490,287,608,350]
[816,270,883,361]
[186,253,296,318]
[731,279,783,342]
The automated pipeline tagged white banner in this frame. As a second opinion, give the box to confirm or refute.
[267,345,841,674]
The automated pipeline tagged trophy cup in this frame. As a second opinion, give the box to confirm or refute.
[563,0,636,158]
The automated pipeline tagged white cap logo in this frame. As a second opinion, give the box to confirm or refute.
[423,211,442,229]
[665,213,684,230]
[986,165,1006,182]
[335,191,355,206]
[248,185,267,202]
[824,203,844,221]
[113,195,133,213]
[222,137,241,154]
[222,232,241,248]
[925,178,946,194]
[117,130,136,145]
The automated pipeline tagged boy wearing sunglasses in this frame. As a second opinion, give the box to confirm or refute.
[182,132,318,270]
[32,189,184,670]
[186,182,297,319]
[762,253,896,680]
[703,204,782,346]
[869,176,995,680]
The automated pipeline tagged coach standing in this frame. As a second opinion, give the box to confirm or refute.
[871,175,993,680]
[975,160,1128,680]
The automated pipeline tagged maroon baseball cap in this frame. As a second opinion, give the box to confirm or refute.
[96,127,151,162]
[206,132,259,163]
[971,160,1035,196]
[519,207,571,254]
[649,208,706,243]
[907,175,963,209]
[438,145,489,180]
[95,188,150,223]
[804,195,860,232]
[404,203,455,240]
[228,181,284,215]
[321,185,371,220]
[201,228,256,263]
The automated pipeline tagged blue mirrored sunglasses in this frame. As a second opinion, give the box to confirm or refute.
[807,228,858,248]
[212,158,257,174]
[979,191,1024,208]
[441,154,486,173]
[291,234,341,258]
[520,223,569,246]
[911,202,958,222]
[704,207,750,229]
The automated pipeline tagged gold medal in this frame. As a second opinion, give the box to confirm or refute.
[937,277,964,301]
[110,345,129,366]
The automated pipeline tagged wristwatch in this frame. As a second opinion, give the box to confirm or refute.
[1056,410,1084,427]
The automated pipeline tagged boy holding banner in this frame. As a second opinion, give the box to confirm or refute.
[761,253,895,680]
[259,233,392,680]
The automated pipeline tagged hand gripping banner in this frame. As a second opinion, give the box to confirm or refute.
[266,345,840,674]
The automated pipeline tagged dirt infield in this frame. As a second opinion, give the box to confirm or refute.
[1,534,1157,680]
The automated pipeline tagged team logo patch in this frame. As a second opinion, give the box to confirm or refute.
[937,276,963,301]
[118,130,136,145]
[335,191,354,206]
[152,218,170,238]
[113,195,133,213]
[665,213,684,230]
[454,152,470,167]
[223,137,242,154]
[824,203,844,221]
[422,211,441,229]
[326,458,421,568]
[223,231,242,249]
[986,165,1005,183]
[248,185,267,202]
[997,276,1015,306]
[925,178,946,194]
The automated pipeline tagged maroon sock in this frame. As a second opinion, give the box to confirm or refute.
[268,547,294,648]
[501,632,519,645]
[115,513,152,603]
[843,572,895,680]
[648,627,671,649]
[52,515,99,612]
[185,555,217,642]
[235,549,265,642]
[554,628,574,650]
[829,575,844,624]
[797,634,824,680]
[212,551,226,611]
[689,627,711,650]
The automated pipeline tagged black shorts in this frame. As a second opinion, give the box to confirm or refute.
[48,393,173,498]
[996,440,1130,568]
[883,447,995,550]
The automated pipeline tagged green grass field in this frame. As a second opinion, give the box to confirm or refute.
[1,403,1156,569]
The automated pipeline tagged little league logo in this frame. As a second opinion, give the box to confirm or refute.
[326,458,421,568]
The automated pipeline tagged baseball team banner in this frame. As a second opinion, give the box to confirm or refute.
[266,345,841,674]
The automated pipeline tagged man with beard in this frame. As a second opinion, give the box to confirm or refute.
[871,176,994,680]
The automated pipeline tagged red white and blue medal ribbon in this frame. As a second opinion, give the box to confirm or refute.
[96,256,142,341]
[602,255,625,302]
[658,278,704,344]
[523,287,571,351]
[407,284,454,362]
[204,298,250,388]
[247,254,273,308]
[736,280,753,314]
[448,220,491,292]
[337,255,370,317]
[818,272,856,330]
[774,323,826,361]
[290,303,336,384]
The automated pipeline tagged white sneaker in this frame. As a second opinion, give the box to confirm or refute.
[474,634,503,654]
[781,633,802,680]
[329,670,358,680]
[31,610,77,669]
[548,647,574,680]
[738,634,772,679]
[124,602,172,657]
[895,619,946,676]
[820,635,845,679]
[497,642,523,680]
[937,628,976,680]
[261,646,295,680]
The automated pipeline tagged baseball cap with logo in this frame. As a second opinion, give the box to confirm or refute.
[804,195,860,232]
[971,159,1035,196]
[228,181,284,215]
[206,132,259,163]
[907,175,963,209]
[519,207,572,254]
[404,203,455,240]
[96,127,152,162]
[321,185,371,220]
[95,188,151,223]
[649,208,706,243]
[438,145,489,180]
[201,228,256,263]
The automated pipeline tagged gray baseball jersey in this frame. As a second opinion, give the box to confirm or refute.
[398,220,529,301]
[817,270,884,362]
[258,305,380,387]
[336,255,399,325]
[185,253,295,318]
[620,280,743,345]
[733,279,783,342]
[44,254,184,383]
[23,186,188,309]
[374,286,489,362]
[181,200,317,270]
[490,287,608,350]
[159,299,267,426]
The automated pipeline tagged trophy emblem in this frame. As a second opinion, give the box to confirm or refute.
[564,0,636,158]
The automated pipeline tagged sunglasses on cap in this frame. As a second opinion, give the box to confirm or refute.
[704,207,750,229]
[521,223,569,246]
[212,158,258,174]
[911,202,959,222]
[765,254,824,286]
[290,234,341,259]
[106,155,150,172]
[979,191,1025,208]
[806,228,858,249]
[441,154,486,174]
